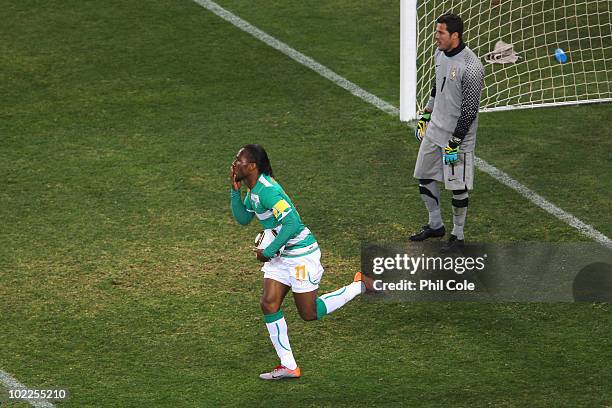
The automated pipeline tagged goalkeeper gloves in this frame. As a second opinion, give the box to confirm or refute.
[443,145,459,164]
[414,111,431,142]
[443,136,462,165]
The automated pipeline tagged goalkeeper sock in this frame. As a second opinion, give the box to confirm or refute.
[316,281,363,318]
[451,189,469,240]
[264,310,297,370]
[419,180,443,229]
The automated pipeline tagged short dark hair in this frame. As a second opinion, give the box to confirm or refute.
[436,13,463,40]
[241,144,274,177]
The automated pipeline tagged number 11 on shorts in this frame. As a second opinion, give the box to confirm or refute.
[295,265,306,280]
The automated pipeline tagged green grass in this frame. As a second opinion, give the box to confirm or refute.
[1,0,611,407]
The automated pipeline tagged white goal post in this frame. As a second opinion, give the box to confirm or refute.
[400,0,612,121]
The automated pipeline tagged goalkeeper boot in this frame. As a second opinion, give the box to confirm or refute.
[354,271,378,293]
[409,225,446,241]
[259,365,302,380]
[440,234,465,254]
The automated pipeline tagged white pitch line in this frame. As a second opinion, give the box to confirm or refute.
[0,369,55,408]
[474,158,612,249]
[192,0,399,116]
[194,0,612,250]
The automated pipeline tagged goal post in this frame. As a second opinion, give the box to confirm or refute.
[400,0,612,122]
[400,0,418,121]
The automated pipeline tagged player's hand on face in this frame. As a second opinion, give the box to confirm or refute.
[255,248,270,263]
[230,163,241,191]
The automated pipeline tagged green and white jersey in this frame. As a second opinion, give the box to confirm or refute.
[244,174,318,258]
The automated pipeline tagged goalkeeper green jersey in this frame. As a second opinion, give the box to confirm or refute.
[230,174,318,258]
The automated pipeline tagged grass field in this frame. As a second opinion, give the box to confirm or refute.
[1,0,611,407]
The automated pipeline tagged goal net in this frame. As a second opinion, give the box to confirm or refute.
[400,0,612,121]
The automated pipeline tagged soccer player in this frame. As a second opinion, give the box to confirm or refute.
[230,144,375,380]
[411,13,485,251]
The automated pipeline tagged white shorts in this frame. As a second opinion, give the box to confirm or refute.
[413,137,475,190]
[261,249,324,293]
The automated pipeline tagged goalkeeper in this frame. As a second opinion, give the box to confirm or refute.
[411,13,485,251]
[230,144,375,380]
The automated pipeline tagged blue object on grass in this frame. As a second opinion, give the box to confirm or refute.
[554,48,568,63]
